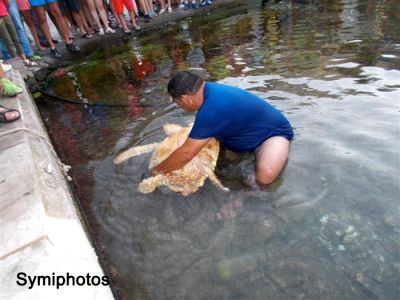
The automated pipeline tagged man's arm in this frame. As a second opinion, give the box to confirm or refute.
[151,137,211,175]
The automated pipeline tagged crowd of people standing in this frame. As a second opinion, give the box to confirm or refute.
[0,0,215,124]
[0,0,216,62]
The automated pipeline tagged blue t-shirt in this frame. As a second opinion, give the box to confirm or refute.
[189,82,293,153]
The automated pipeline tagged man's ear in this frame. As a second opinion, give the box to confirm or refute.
[181,94,190,103]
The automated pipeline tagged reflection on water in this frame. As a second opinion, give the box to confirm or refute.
[38,0,400,299]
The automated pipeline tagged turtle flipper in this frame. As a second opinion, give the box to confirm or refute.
[162,124,183,135]
[138,174,163,193]
[203,167,229,192]
[114,142,159,164]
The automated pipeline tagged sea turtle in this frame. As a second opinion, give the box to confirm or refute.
[114,123,229,196]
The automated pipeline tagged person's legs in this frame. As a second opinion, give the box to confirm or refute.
[0,19,18,58]
[6,0,33,58]
[20,10,46,51]
[85,0,103,32]
[32,6,56,49]
[111,0,127,30]
[123,0,139,29]
[255,136,290,185]
[127,9,140,29]
[3,16,26,59]
[79,2,94,33]
[46,1,73,44]
[65,0,90,36]
[94,0,114,32]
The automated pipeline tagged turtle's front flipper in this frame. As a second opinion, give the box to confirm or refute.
[138,175,163,193]
[203,168,230,192]
[114,143,159,164]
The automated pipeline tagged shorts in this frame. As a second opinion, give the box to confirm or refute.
[58,0,81,13]
[16,0,30,11]
[28,0,57,7]
[255,124,294,153]
[112,0,133,14]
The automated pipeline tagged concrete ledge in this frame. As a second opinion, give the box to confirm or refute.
[0,70,114,299]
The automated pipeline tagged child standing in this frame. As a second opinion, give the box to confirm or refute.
[111,0,140,33]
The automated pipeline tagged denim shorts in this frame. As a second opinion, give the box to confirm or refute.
[29,0,57,7]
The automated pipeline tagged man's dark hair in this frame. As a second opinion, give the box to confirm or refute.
[168,71,204,98]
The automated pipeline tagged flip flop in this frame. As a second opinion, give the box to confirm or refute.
[0,105,21,123]
[23,60,38,67]
[0,78,23,97]
[81,32,93,39]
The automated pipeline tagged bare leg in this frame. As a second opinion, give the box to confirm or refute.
[81,0,95,31]
[138,0,150,14]
[94,0,111,30]
[116,13,128,31]
[32,6,56,49]
[70,10,89,36]
[47,2,73,44]
[21,10,46,51]
[127,10,140,29]
[85,0,103,30]
[255,136,290,185]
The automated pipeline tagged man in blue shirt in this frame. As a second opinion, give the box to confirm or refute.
[152,71,293,186]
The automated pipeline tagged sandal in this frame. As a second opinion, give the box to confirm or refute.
[124,29,131,34]
[0,78,23,97]
[0,105,21,123]
[23,60,38,67]
[81,32,93,39]
[133,24,141,31]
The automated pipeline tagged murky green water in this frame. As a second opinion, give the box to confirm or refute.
[38,0,399,299]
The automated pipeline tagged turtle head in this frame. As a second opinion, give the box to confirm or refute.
[138,176,162,193]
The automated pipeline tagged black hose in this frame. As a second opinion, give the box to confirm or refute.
[39,89,174,108]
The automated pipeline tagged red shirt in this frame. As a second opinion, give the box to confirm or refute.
[0,0,9,17]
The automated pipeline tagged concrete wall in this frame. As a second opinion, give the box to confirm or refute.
[0,70,114,300]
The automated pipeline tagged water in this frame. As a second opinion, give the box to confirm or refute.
[38,0,400,299]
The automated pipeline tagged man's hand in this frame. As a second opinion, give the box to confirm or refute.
[151,137,211,175]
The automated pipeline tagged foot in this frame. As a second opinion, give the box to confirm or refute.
[123,28,131,34]
[183,1,189,10]
[0,78,23,97]
[105,27,116,34]
[144,14,151,22]
[1,63,12,72]
[168,7,173,13]
[192,1,199,9]
[65,42,80,52]
[50,47,61,58]
[159,8,165,14]
[132,24,141,31]
[27,54,41,61]
[0,105,21,123]
[23,59,38,67]
[81,32,93,39]
[98,28,105,35]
